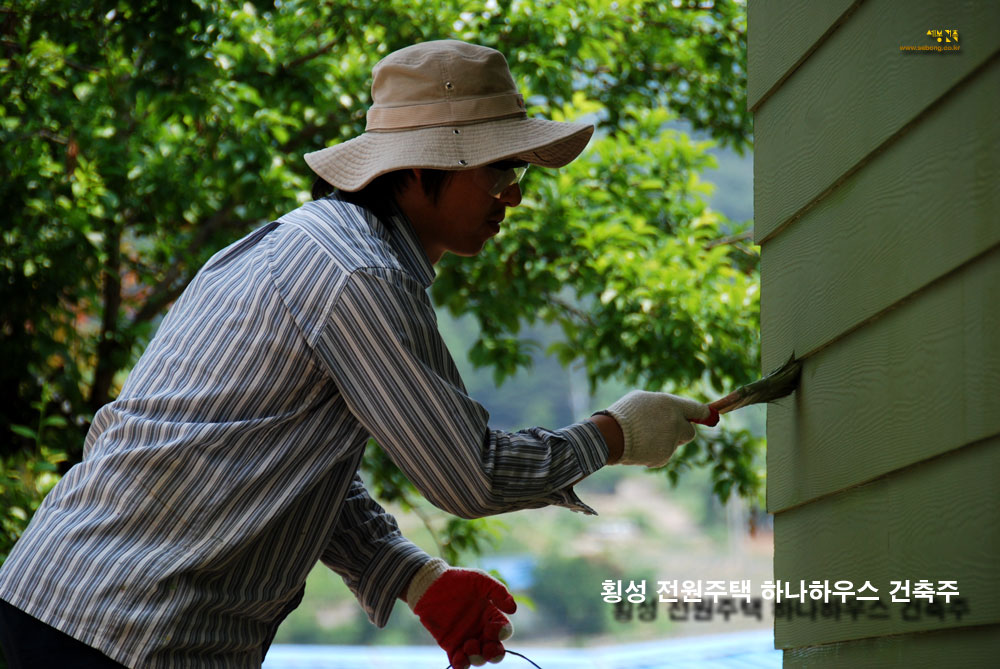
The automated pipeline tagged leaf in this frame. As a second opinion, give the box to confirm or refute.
[42,415,68,428]
[9,425,37,440]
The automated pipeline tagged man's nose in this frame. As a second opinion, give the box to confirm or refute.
[497,183,522,207]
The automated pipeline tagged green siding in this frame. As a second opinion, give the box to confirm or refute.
[759,56,1000,373]
[767,247,1000,511]
[784,625,1000,668]
[751,0,1000,663]
[773,436,1000,648]
[753,0,1000,243]
[747,0,859,111]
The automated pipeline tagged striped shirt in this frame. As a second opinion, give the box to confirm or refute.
[0,196,609,668]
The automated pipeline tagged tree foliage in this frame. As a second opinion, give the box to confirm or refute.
[1,0,757,563]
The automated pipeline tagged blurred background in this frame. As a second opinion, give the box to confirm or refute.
[1,0,772,664]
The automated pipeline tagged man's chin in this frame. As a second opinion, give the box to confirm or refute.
[449,241,491,258]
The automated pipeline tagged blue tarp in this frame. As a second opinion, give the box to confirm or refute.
[262,629,781,668]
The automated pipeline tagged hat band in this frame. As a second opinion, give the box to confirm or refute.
[366,92,527,131]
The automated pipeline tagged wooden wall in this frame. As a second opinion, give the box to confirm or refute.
[748,0,1000,664]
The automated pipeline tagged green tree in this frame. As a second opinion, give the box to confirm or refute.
[1,0,757,563]
[529,554,621,636]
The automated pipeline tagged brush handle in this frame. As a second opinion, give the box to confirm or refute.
[688,392,744,426]
[689,392,750,426]
[689,405,720,427]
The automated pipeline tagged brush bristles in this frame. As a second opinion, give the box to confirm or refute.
[712,355,802,414]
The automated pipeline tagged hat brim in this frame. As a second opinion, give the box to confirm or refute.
[304,117,594,192]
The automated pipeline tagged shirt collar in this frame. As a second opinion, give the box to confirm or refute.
[326,193,436,289]
[385,201,436,289]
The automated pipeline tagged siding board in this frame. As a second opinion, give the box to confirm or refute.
[773,436,1000,649]
[759,57,1000,372]
[783,624,1000,668]
[753,0,1000,243]
[752,0,1000,662]
[747,0,859,111]
[766,246,1000,512]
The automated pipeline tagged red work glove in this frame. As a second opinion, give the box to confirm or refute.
[406,558,516,668]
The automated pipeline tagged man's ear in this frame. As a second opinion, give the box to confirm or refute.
[408,168,423,189]
[394,169,427,214]
[396,168,422,197]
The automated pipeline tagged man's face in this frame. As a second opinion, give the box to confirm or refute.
[403,164,524,264]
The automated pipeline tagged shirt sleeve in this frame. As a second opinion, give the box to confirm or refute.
[315,266,609,520]
[320,471,431,627]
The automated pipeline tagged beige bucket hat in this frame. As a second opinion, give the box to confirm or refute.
[304,40,595,192]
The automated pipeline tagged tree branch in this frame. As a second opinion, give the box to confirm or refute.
[130,205,240,326]
[549,295,596,328]
[37,129,68,144]
[64,57,100,73]
[282,40,338,70]
[89,221,122,412]
[704,229,754,250]
[410,502,447,559]
[278,112,345,153]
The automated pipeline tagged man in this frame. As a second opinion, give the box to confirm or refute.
[0,40,710,668]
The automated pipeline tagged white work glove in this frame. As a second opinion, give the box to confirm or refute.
[600,390,711,467]
[407,558,516,669]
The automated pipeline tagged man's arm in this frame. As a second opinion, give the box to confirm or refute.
[320,470,519,669]
[320,471,430,628]
[316,267,609,519]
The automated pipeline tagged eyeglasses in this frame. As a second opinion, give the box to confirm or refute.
[480,161,528,199]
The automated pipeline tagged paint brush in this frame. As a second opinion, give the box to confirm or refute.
[690,354,802,426]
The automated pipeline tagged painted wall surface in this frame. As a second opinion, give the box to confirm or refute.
[749,0,1000,664]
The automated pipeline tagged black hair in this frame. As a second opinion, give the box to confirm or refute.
[311,168,455,219]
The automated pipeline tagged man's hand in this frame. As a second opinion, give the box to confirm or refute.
[598,390,711,468]
[407,558,516,668]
